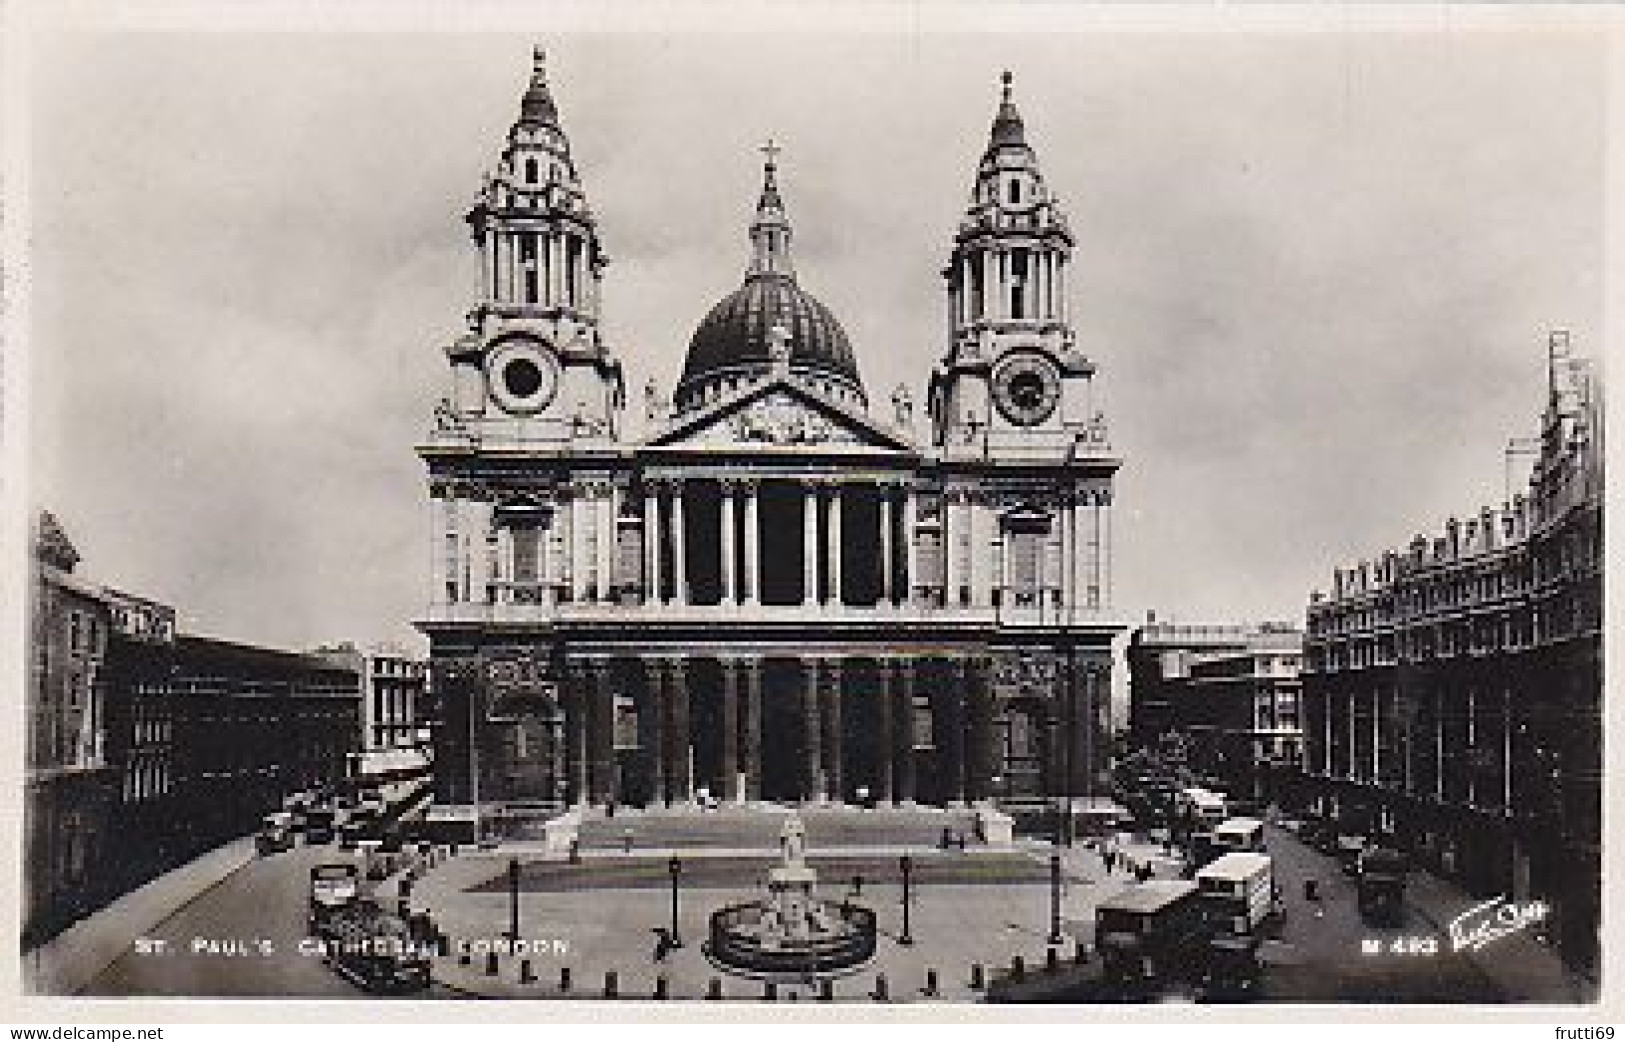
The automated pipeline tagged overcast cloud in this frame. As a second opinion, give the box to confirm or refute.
[27,30,1603,654]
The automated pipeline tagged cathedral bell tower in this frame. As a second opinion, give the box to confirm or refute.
[929,72,1101,457]
[446,47,624,442]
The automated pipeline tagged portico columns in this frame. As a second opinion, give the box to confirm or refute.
[587,659,616,805]
[902,488,918,607]
[743,480,761,607]
[821,659,844,802]
[720,658,741,802]
[803,660,825,802]
[826,485,844,606]
[670,483,689,605]
[879,486,895,606]
[742,659,764,802]
[876,660,895,805]
[666,658,692,804]
[641,662,667,806]
[893,659,917,804]
[719,480,738,604]
[642,488,661,603]
[801,482,819,605]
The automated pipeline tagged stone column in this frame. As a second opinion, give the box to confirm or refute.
[570,487,590,603]
[822,659,844,802]
[966,656,995,805]
[720,659,741,802]
[643,487,661,603]
[801,482,818,605]
[943,660,968,806]
[743,480,761,607]
[567,660,590,806]
[670,483,689,606]
[641,660,667,806]
[879,486,895,605]
[1068,660,1096,797]
[876,660,896,805]
[667,658,692,804]
[588,660,617,805]
[719,480,738,605]
[1059,493,1075,615]
[900,488,917,607]
[803,660,825,802]
[743,659,764,802]
[827,486,844,607]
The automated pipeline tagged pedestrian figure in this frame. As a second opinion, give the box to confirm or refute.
[622,827,635,854]
[1136,863,1153,883]
[652,927,673,962]
[1103,849,1117,875]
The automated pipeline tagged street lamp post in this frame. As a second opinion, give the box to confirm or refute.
[898,854,915,946]
[1048,850,1064,946]
[506,857,520,943]
[667,856,684,949]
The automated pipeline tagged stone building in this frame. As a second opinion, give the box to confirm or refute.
[1302,332,1602,976]
[417,53,1124,835]
[25,512,117,946]
[1125,618,1304,801]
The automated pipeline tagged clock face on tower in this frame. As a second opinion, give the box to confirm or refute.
[992,352,1061,426]
[487,335,561,415]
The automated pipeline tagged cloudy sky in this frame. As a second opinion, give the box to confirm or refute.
[25,23,1603,652]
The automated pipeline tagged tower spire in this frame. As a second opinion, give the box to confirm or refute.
[989,69,1026,149]
[519,45,559,127]
[747,139,795,280]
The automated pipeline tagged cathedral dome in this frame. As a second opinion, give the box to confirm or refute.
[674,148,866,412]
[677,272,862,409]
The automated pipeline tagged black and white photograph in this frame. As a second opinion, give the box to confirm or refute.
[7,3,1612,1021]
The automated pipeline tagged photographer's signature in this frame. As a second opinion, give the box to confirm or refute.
[1447,895,1549,954]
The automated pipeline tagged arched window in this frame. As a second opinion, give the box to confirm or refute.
[1008,179,1021,204]
[524,158,538,183]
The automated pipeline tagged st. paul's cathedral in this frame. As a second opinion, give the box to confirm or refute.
[418,50,1123,835]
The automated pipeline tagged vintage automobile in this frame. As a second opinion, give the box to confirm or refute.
[308,862,362,933]
[256,812,297,855]
[1356,846,1408,926]
[1195,852,1279,998]
[311,897,432,995]
[1095,880,1207,999]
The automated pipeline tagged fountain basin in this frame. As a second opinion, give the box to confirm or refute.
[706,899,878,977]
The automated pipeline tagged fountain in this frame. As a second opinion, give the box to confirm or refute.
[705,815,878,978]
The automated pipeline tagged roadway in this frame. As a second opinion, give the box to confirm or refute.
[82,842,455,998]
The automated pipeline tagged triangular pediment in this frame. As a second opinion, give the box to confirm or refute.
[644,376,914,452]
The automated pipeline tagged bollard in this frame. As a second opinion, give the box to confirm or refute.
[485,951,499,976]
[1011,955,1026,981]
[924,968,939,997]
[603,970,618,998]
[520,958,535,984]
[1046,946,1060,971]
[653,975,669,1000]
[1074,940,1089,965]
[819,978,834,1002]
[970,963,986,990]
[763,980,777,1001]
[706,977,723,1000]
[872,973,889,1001]
[560,967,572,993]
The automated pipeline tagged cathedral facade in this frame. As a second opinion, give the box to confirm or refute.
[417,52,1124,834]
